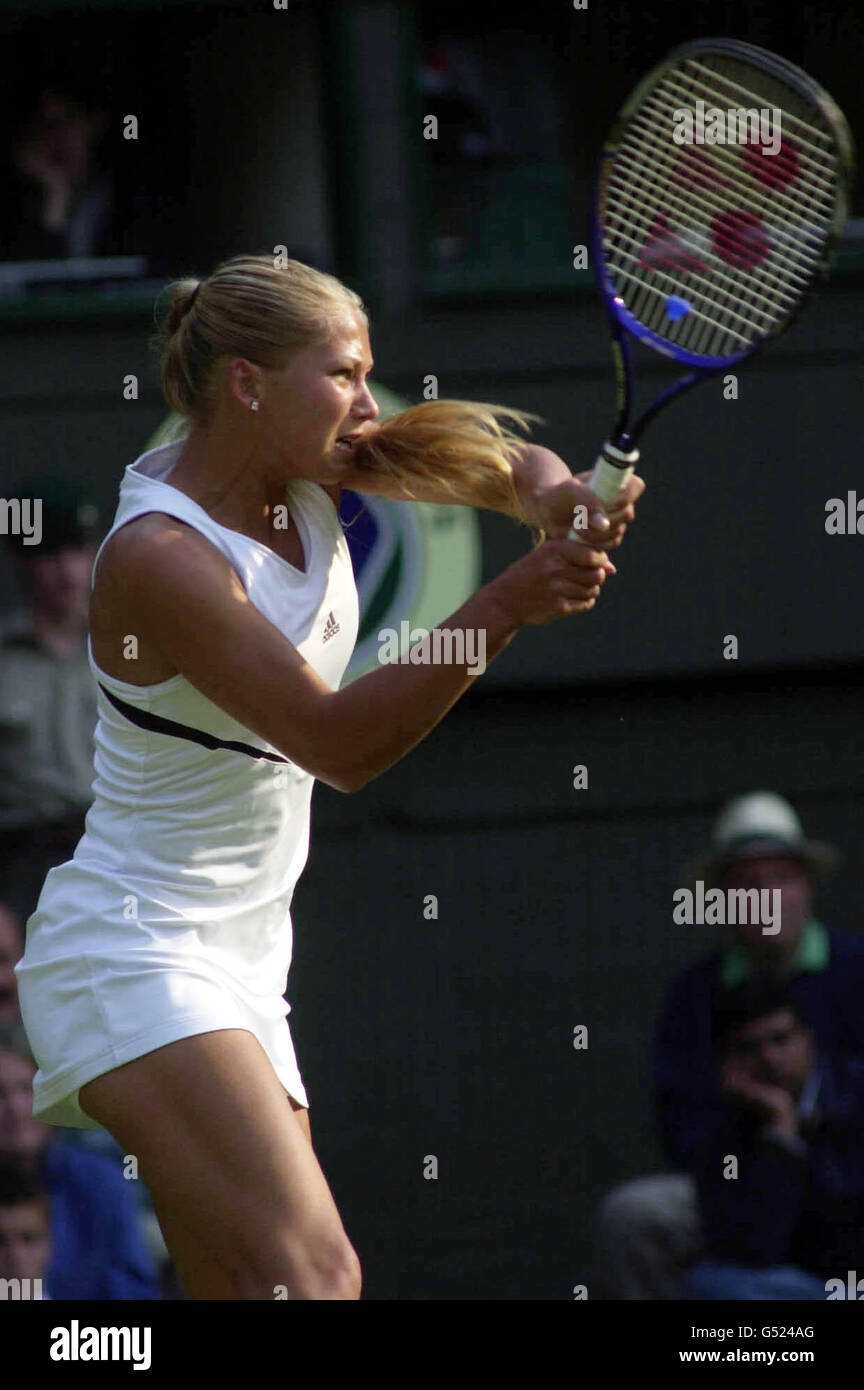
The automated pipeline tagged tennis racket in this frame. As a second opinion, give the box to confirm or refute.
[569,37,854,536]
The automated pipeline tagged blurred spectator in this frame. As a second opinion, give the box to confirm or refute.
[0,1157,54,1297]
[0,911,173,1292]
[420,48,493,161]
[419,47,493,267]
[0,476,100,924]
[0,1047,159,1299]
[0,903,28,1055]
[1,86,115,261]
[595,791,864,1299]
[685,982,864,1299]
[0,899,121,1155]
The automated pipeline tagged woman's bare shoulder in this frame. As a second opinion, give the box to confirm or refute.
[94,511,225,590]
[90,514,224,683]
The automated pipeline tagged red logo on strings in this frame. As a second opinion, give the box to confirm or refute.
[674,145,731,193]
[711,209,772,269]
[638,214,710,274]
[740,135,799,191]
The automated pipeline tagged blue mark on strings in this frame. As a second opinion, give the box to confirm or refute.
[665,295,691,321]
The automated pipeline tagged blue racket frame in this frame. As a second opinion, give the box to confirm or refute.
[588,36,853,454]
[590,243,752,452]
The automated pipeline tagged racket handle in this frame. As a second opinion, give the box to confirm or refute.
[568,442,640,539]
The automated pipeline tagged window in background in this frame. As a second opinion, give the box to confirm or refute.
[0,16,190,311]
[413,14,577,295]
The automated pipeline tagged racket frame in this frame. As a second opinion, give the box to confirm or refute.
[573,37,854,515]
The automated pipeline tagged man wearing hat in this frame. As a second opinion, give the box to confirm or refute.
[0,475,101,924]
[596,791,864,1299]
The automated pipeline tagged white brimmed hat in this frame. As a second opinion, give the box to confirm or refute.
[686,791,840,888]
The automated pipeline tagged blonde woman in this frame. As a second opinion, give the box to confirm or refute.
[15,255,644,1300]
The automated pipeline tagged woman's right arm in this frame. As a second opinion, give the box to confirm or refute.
[107,519,613,793]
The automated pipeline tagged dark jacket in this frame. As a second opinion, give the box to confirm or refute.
[691,1050,864,1278]
[653,927,864,1172]
[44,1140,160,1300]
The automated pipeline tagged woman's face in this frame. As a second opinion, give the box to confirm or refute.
[251,311,379,483]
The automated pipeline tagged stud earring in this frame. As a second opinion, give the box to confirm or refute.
[250,400,259,412]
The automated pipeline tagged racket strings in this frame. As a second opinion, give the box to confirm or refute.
[671,53,840,205]
[606,123,833,353]
[600,52,844,359]
[638,87,839,224]
[604,151,808,354]
[605,231,782,344]
[657,70,840,213]
[677,58,837,160]
[610,259,754,348]
[608,141,822,323]
[610,86,835,353]
[609,146,817,296]
[605,182,794,356]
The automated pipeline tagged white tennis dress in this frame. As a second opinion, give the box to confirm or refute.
[15,438,359,1128]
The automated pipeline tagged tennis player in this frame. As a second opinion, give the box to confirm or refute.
[15,254,643,1300]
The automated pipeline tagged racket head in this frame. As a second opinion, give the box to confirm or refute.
[591,38,855,371]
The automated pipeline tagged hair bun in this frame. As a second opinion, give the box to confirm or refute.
[162,281,201,336]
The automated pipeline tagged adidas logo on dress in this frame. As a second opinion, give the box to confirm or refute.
[322,610,340,643]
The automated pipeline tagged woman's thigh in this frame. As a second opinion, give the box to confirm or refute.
[79,1029,358,1300]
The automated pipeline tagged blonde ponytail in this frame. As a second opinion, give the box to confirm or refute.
[354,399,545,539]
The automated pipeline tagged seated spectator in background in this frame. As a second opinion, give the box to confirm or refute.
[0,1158,54,1298]
[0,898,172,1286]
[686,983,864,1299]
[1,86,115,261]
[0,898,120,1155]
[0,477,101,924]
[0,1047,159,1299]
[419,47,494,267]
[595,791,864,1299]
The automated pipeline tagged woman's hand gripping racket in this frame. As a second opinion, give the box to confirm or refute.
[569,37,854,538]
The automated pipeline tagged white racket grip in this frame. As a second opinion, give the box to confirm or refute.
[568,442,640,538]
